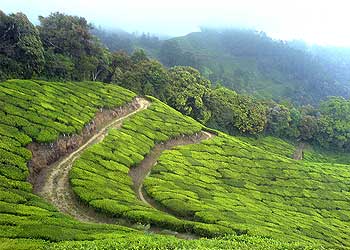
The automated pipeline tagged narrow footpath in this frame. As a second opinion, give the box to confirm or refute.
[35,97,215,239]
[129,131,214,208]
[37,97,150,223]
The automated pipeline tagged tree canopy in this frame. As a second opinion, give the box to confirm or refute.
[2,10,350,151]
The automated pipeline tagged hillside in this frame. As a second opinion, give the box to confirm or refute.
[97,28,350,104]
[1,79,350,249]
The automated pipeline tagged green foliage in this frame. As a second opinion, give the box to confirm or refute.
[0,11,44,79]
[317,97,350,149]
[266,103,293,137]
[38,12,111,81]
[144,133,350,248]
[0,79,135,143]
[204,87,267,134]
[70,98,212,235]
[152,28,350,105]
[116,58,170,101]
[166,66,211,123]
[47,234,323,250]
[0,79,336,249]
[0,79,139,244]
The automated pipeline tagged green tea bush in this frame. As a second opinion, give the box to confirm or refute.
[0,79,144,245]
[144,132,350,247]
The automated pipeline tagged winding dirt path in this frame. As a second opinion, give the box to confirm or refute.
[36,96,215,239]
[37,97,150,222]
[129,131,214,208]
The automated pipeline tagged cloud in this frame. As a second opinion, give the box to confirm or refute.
[2,0,350,46]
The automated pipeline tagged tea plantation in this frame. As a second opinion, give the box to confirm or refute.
[0,79,336,249]
[69,98,229,236]
[144,133,350,248]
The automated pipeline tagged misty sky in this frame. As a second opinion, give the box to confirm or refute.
[2,0,350,46]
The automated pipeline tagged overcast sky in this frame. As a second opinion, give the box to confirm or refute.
[2,0,350,46]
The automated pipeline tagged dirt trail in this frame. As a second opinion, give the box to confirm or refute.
[36,96,215,239]
[129,131,214,208]
[292,142,305,160]
[37,97,150,222]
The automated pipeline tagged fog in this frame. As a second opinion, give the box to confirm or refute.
[2,0,350,46]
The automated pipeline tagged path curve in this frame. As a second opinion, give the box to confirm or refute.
[36,97,215,239]
[37,97,150,223]
[129,131,214,208]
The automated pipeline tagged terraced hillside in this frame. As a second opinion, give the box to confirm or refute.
[0,79,141,246]
[0,79,337,249]
[144,134,350,247]
[69,98,227,236]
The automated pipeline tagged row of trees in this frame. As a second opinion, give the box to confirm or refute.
[0,11,111,81]
[106,50,350,151]
[1,11,350,151]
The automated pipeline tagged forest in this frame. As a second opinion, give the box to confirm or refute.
[2,10,350,152]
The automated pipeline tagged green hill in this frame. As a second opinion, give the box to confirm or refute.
[1,79,349,249]
[2,10,350,250]
[0,80,322,249]
[115,28,350,105]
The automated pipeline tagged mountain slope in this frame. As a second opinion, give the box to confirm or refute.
[108,28,350,104]
[0,79,342,249]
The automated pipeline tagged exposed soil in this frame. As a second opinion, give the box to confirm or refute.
[35,97,150,221]
[31,97,210,239]
[27,97,146,190]
[292,142,305,160]
[129,131,214,207]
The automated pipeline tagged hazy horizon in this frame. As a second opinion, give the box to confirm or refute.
[2,0,350,46]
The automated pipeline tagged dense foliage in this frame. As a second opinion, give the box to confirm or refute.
[2,10,350,151]
[0,79,143,243]
[146,28,350,105]
[69,99,230,236]
[0,11,44,79]
[0,80,322,249]
[144,133,350,248]
[0,79,135,142]
[0,11,111,82]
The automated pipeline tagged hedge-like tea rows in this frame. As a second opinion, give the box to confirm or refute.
[69,98,233,236]
[144,132,350,248]
[0,80,135,143]
[0,79,139,243]
[0,80,326,249]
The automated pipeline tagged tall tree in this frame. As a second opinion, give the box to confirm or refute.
[0,11,44,79]
[38,12,109,81]
[166,66,211,123]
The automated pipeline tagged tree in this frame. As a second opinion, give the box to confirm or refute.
[159,40,183,67]
[116,59,170,100]
[204,87,238,132]
[266,103,292,137]
[131,49,148,64]
[235,95,267,134]
[166,66,211,123]
[298,115,318,141]
[38,12,109,81]
[105,51,132,83]
[42,49,74,80]
[0,11,44,79]
[316,97,350,149]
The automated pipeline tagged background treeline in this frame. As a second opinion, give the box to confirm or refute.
[94,28,350,105]
[1,10,350,151]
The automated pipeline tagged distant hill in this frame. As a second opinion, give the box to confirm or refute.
[95,28,350,105]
